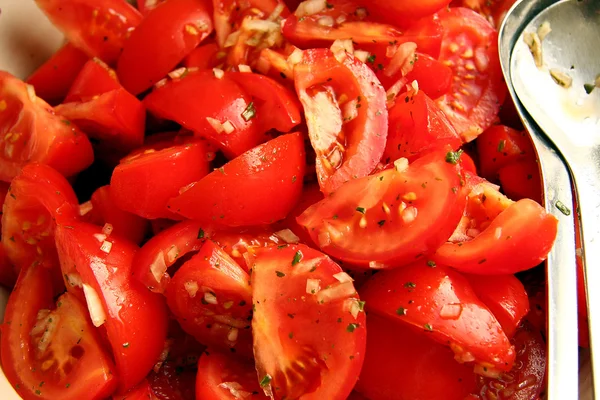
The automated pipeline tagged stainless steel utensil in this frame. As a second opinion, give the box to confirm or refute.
[499,1,580,398]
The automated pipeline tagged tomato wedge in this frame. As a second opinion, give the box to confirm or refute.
[356,314,477,400]
[110,140,211,219]
[360,261,516,374]
[476,125,535,180]
[196,349,269,400]
[25,43,89,105]
[497,160,542,203]
[1,263,117,400]
[167,133,305,226]
[34,0,143,65]
[251,244,366,400]
[166,241,254,356]
[298,148,467,268]
[435,8,506,142]
[182,42,221,70]
[294,48,388,194]
[0,72,94,181]
[383,88,461,164]
[117,0,214,95]
[55,222,169,392]
[64,58,121,103]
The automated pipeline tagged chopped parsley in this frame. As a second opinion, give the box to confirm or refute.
[377,220,386,227]
[396,307,407,316]
[276,271,286,278]
[356,206,366,214]
[424,323,433,331]
[404,282,416,289]
[292,250,303,266]
[197,228,205,239]
[346,323,359,333]
[427,260,436,267]
[367,54,376,63]
[445,150,464,165]
[260,374,272,387]
[497,139,506,152]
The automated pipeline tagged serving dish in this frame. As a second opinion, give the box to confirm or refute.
[0,0,592,399]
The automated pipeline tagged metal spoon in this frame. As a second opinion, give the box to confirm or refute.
[499,1,580,399]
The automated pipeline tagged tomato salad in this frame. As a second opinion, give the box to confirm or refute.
[0,0,562,399]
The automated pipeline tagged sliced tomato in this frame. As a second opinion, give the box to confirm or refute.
[0,72,94,181]
[464,274,529,339]
[476,125,535,180]
[166,241,254,356]
[225,72,302,133]
[367,0,452,25]
[451,0,518,29]
[280,184,324,246]
[64,58,121,103]
[294,48,388,194]
[167,133,305,226]
[34,0,143,65]
[143,69,267,158]
[1,164,79,277]
[498,160,542,203]
[355,314,477,400]
[251,244,366,400]
[255,47,296,84]
[196,349,269,400]
[1,263,117,400]
[361,261,516,373]
[136,0,167,15]
[147,362,197,400]
[55,222,169,392]
[113,380,160,400]
[182,42,222,70]
[90,185,149,245]
[473,322,546,400]
[435,8,506,142]
[110,140,211,219]
[25,43,89,105]
[117,0,214,95]
[297,148,467,268]
[210,228,282,267]
[383,89,461,164]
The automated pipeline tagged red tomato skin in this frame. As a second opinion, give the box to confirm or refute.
[182,42,221,70]
[368,0,452,25]
[110,141,211,219]
[497,160,542,203]
[26,43,89,105]
[383,89,461,164]
[166,241,254,356]
[225,72,302,133]
[56,88,146,151]
[136,0,167,15]
[55,222,169,392]
[279,184,324,246]
[34,0,143,65]
[64,58,121,102]
[0,72,94,181]
[464,274,530,339]
[117,0,214,95]
[360,261,516,372]
[432,199,558,275]
[112,380,159,400]
[195,349,270,400]
[1,263,117,400]
[143,69,266,158]
[355,314,477,400]
[90,185,149,244]
[168,133,305,226]
[476,125,534,180]
[1,163,80,275]
[435,8,506,142]
[295,49,388,194]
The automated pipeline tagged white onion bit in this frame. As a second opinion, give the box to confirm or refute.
[83,284,107,327]
[306,278,322,295]
[274,229,300,244]
[333,272,354,283]
[185,281,199,298]
[100,240,113,254]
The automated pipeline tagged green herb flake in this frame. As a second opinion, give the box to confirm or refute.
[427,260,436,267]
[555,200,571,216]
[288,332,294,339]
[404,282,416,289]
[357,300,366,311]
[346,323,359,333]
[292,250,303,266]
[377,220,386,227]
[424,323,433,331]
[367,54,376,63]
[396,307,407,316]
[325,1,334,8]
[197,228,205,239]
[497,139,506,152]
[260,374,272,387]
[356,206,366,214]
[276,271,286,278]
[241,102,257,121]
[445,150,463,165]
[62,120,71,126]
[584,83,596,94]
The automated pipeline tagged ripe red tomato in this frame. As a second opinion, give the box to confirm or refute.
[182,42,221,70]
[167,133,305,226]
[356,314,477,400]
[367,0,452,26]
[1,263,117,400]
[279,184,324,246]
[110,140,211,219]
[465,274,530,338]
[136,0,168,15]
[117,0,214,95]
[195,349,269,400]
[250,244,366,400]
[89,185,150,245]
[294,49,388,194]
[113,380,160,400]
[144,69,268,158]
[55,222,169,392]
[476,125,535,180]
[26,43,89,105]
[435,8,506,142]
[360,261,516,373]
[34,0,143,65]
[64,58,121,102]
[0,72,94,181]
[166,241,254,356]
[498,160,542,203]
[1,164,80,277]
[383,88,461,164]
[297,148,467,268]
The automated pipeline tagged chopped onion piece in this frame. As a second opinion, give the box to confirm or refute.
[150,251,167,283]
[402,206,417,224]
[385,42,417,77]
[222,120,235,134]
[494,227,502,240]
[66,273,83,288]
[287,48,304,66]
[294,256,326,275]
[336,15,347,25]
[394,157,409,172]
[353,50,370,63]
[474,363,502,379]
[206,117,225,134]
[318,16,335,27]
[155,78,168,89]
[411,80,419,94]
[224,31,241,48]
[316,281,355,303]
[274,229,300,244]
[83,283,107,327]
[26,84,36,102]
[184,281,199,298]
[213,314,250,329]
[227,328,239,342]
[317,231,332,247]
[331,39,354,57]
[550,68,572,88]
[213,68,225,79]
[238,64,252,73]
[243,19,280,33]
[344,298,362,319]
[342,100,359,122]
[439,303,463,320]
[306,278,322,295]
[168,67,188,79]
[333,272,354,283]
[153,340,172,372]
[537,21,551,42]
[93,233,107,243]
[369,261,387,270]
[79,201,93,216]
[100,240,113,254]
[268,3,286,21]
[102,223,113,236]
[295,0,327,17]
[218,382,253,399]
[37,314,59,354]
[204,291,218,305]
[167,245,179,263]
